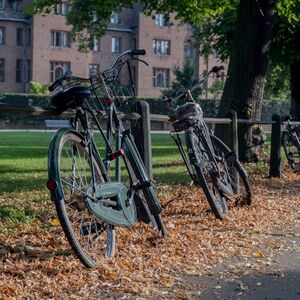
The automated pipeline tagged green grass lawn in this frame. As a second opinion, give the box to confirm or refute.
[0,131,191,195]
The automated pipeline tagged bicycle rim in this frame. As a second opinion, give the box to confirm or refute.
[186,128,228,219]
[282,131,300,171]
[210,135,252,205]
[49,131,115,268]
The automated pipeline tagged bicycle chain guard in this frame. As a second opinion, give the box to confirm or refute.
[85,182,137,227]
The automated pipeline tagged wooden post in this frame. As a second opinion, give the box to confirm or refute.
[269,114,281,178]
[230,110,239,159]
[131,100,153,179]
[229,110,239,190]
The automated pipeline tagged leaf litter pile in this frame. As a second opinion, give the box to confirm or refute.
[0,166,300,299]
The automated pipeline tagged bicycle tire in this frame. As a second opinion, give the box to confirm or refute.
[48,129,115,268]
[122,134,167,237]
[282,130,300,171]
[210,134,252,205]
[185,128,228,219]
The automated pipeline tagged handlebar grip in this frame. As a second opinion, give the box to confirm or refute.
[131,49,146,56]
[211,66,225,73]
[48,78,62,92]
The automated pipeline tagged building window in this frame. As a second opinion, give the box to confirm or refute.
[184,40,193,58]
[50,31,72,48]
[50,61,70,82]
[89,64,99,76]
[153,68,170,88]
[153,39,170,55]
[16,59,31,82]
[27,59,31,81]
[110,12,120,24]
[92,36,100,52]
[26,28,31,46]
[0,58,4,82]
[55,2,69,15]
[0,1,4,10]
[17,28,23,46]
[16,59,23,82]
[0,27,5,45]
[111,37,121,53]
[154,14,169,27]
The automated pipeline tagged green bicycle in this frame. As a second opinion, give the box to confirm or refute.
[46,49,166,268]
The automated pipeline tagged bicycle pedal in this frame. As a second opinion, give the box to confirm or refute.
[132,180,153,190]
[108,149,125,160]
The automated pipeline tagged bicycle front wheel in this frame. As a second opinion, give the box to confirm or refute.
[210,135,252,205]
[282,130,300,171]
[48,129,115,268]
[185,128,228,219]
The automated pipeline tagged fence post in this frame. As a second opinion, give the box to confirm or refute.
[229,110,239,159]
[269,114,281,178]
[131,100,153,179]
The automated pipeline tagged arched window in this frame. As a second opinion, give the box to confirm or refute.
[55,67,63,80]
[50,61,70,82]
[156,72,165,87]
[153,68,170,88]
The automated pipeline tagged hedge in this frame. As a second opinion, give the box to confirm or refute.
[0,93,291,127]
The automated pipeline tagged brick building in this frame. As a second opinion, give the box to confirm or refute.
[0,1,222,97]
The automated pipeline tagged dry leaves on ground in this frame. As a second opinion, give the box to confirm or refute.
[0,166,299,299]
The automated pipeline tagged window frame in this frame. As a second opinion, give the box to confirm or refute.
[0,27,5,45]
[16,59,23,83]
[16,27,24,46]
[110,12,121,24]
[111,36,122,53]
[154,14,169,27]
[153,39,171,55]
[50,30,72,48]
[89,64,100,77]
[152,67,170,88]
[50,61,71,82]
[0,58,5,82]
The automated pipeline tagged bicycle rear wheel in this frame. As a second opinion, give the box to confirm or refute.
[282,130,300,171]
[185,128,228,219]
[48,129,115,268]
[210,135,252,205]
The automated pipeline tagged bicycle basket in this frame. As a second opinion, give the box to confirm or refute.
[88,60,137,113]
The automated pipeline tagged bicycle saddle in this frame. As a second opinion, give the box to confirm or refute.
[170,102,203,122]
[50,86,91,111]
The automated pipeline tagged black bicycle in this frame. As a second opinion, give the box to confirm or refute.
[46,49,166,268]
[281,115,300,171]
[163,67,252,219]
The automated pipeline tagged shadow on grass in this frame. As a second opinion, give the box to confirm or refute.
[0,175,47,193]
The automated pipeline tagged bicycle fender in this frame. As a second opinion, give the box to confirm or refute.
[48,128,85,202]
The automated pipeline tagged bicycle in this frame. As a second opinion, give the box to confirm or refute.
[163,67,252,220]
[281,115,300,171]
[46,49,166,268]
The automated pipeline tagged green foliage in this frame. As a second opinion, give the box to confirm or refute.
[264,63,290,101]
[30,81,49,95]
[207,79,225,100]
[162,60,202,102]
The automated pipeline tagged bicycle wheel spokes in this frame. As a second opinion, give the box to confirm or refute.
[186,129,228,219]
[211,135,252,206]
[282,132,300,171]
[50,131,115,268]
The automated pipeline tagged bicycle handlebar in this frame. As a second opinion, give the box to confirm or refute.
[48,49,147,92]
[169,65,225,104]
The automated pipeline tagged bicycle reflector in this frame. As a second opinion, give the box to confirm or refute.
[47,179,57,191]
[109,149,125,160]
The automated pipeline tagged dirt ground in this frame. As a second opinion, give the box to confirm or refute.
[0,167,300,299]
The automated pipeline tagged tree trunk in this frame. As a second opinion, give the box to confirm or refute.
[216,0,275,162]
[290,28,300,120]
